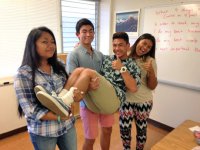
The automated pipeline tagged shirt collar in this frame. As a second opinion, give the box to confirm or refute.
[37,66,53,75]
[78,44,94,54]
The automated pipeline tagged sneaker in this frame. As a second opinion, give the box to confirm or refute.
[34,85,58,97]
[62,87,77,105]
[36,91,71,117]
[34,85,47,94]
[58,89,68,97]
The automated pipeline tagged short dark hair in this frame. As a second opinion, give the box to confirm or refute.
[76,18,94,33]
[130,33,156,59]
[112,32,129,44]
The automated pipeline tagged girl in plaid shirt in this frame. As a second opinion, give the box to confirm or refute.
[14,26,83,150]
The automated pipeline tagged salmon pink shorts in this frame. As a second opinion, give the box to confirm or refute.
[80,107,115,139]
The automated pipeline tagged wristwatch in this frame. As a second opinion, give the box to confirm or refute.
[120,66,127,73]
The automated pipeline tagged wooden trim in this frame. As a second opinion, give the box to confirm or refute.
[148,118,174,132]
[0,126,27,140]
[57,53,67,64]
[0,118,173,140]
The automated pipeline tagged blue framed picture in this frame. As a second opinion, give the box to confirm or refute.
[115,10,140,36]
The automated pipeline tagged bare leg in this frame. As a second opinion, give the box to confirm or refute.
[63,67,85,89]
[34,68,99,117]
[100,127,112,150]
[82,139,95,150]
[64,68,98,95]
[56,67,99,105]
[58,67,85,97]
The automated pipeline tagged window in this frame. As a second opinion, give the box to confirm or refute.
[61,0,99,53]
[0,0,61,78]
[0,0,98,78]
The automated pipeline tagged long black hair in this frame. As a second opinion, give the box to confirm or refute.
[18,26,68,117]
[130,33,156,61]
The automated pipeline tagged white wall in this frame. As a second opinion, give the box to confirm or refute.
[0,82,26,134]
[152,84,200,127]
[99,0,113,55]
[99,0,200,128]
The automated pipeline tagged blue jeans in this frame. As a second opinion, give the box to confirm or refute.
[29,126,77,150]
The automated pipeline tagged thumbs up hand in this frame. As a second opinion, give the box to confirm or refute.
[143,59,153,74]
[112,56,123,71]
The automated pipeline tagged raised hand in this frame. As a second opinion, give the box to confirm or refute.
[112,56,123,71]
[143,59,154,74]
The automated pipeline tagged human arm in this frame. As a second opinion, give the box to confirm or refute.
[120,70,138,92]
[112,57,138,93]
[14,67,49,121]
[88,77,99,90]
[14,66,71,122]
[143,59,158,90]
[40,111,71,121]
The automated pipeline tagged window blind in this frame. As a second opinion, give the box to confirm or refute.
[61,0,99,52]
[0,0,61,78]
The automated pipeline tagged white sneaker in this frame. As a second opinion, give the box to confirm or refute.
[58,89,68,97]
[62,87,77,106]
[36,91,71,117]
[34,85,58,97]
[34,85,46,94]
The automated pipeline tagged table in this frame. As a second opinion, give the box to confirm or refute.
[151,120,200,150]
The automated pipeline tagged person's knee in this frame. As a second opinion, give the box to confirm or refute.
[102,127,112,135]
[83,68,96,74]
[85,138,95,145]
[73,67,85,73]
[81,68,97,77]
[70,67,85,77]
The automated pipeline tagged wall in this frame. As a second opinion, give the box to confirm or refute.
[99,0,113,55]
[100,0,200,128]
[0,83,26,134]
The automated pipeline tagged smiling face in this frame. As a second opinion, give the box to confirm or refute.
[112,38,130,60]
[76,25,94,46]
[36,31,56,61]
[135,39,153,57]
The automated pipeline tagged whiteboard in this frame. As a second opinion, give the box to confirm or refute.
[143,3,200,91]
